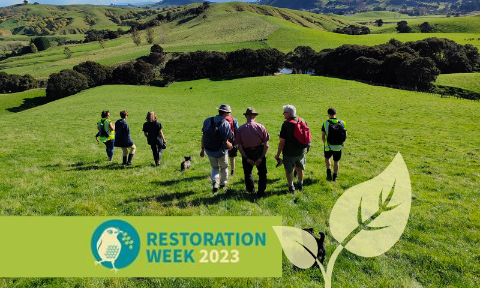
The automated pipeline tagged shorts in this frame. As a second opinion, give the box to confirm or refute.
[283,154,306,174]
[228,146,238,157]
[324,150,342,162]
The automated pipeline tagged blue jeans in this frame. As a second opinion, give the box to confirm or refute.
[104,139,114,158]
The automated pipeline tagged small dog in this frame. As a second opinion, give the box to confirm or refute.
[303,228,326,265]
[180,156,192,171]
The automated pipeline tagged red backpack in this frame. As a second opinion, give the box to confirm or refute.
[287,117,311,148]
[224,115,236,143]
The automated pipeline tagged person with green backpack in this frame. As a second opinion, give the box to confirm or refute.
[322,107,347,181]
[95,110,115,161]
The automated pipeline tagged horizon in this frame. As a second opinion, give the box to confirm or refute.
[0,0,254,8]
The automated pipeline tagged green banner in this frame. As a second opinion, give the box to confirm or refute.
[0,216,282,277]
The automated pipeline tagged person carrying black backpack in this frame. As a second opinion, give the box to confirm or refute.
[200,104,233,194]
[321,107,347,181]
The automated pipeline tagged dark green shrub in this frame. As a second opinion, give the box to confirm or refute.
[46,70,88,100]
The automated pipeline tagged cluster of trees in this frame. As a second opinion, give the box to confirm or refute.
[103,9,157,25]
[45,45,165,99]
[333,25,370,35]
[23,15,70,36]
[83,29,125,43]
[312,38,479,90]
[162,48,284,82]
[0,72,38,93]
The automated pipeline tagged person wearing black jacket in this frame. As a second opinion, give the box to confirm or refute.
[114,110,136,165]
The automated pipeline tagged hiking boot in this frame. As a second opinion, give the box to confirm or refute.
[212,186,219,194]
[155,162,160,166]
[107,157,112,162]
[326,169,332,181]
[333,174,338,182]
[257,192,265,198]
[297,182,303,192]
[126,153,134,165]
[247,188,256,194]
[220,184,226,190]
[288,186,295,194]
[122,156,127,165]
[231,170,234,176]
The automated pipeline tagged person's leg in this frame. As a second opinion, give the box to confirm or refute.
[219,154,229,188]
[157,145,163,164]
[332,151,342,181]
[325,150,333,181]
[228,147,237,176]
[126,144,136,165]
[295,154,305,191]
[105,140,114,161]
[242,156,255,193]
[283,155,295,193]
[257,156,267,196]
[208,156,220,191]
[230,157,235,176]
[121,147,128,164]
[150,144,159,164]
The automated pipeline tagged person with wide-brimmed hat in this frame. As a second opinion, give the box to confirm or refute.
[236,107,270,198]
[200,104,234,194]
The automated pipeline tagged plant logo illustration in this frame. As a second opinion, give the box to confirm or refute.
[91,219,141,271]
[273,153,411,287]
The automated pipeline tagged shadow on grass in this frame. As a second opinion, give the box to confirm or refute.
[151,175,206,187]
[67,162,134,171]
[6,96,49,113]
[125,190,198,204]
[209,75,251,82]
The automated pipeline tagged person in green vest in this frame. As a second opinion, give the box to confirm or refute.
[321,107,347,181]
[95,110,116,161]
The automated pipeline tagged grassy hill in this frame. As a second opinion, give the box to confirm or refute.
[0,75,478,286]
[1,2,480,78]
[436,73,480,93]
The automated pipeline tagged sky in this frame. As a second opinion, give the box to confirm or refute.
[0,0,254,8]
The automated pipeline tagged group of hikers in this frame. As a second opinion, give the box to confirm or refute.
[96,105,347,198]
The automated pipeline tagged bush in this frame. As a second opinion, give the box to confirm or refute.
[73,61,111,88]
[46,70,88,100]
[31,37,52,51]
[0,72,38,93]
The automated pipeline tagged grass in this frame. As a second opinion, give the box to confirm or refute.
[0,89,46,115]
[0,75,478,287]
[436,73,480,93]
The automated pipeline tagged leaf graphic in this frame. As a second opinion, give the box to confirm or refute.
[273,226,319,269]
[329,153,411,257]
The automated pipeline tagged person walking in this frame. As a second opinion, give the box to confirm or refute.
[274,105,311,193]
[200,104,233,194]
[322,107,347,181]
[224,112,239,177]
[143,111,167,166]
[96,110,115,161]
[114,110,136,165]
[236,107,270,198]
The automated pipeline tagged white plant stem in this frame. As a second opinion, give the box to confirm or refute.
[316,244,344,288]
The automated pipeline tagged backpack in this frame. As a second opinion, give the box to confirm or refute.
[224,115,236,144]
[326,120,346,145]
[203,117,226,151]
[286,117,311,149]
[98,119,110,138]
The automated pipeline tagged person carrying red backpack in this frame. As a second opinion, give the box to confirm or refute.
[274,104,311,193]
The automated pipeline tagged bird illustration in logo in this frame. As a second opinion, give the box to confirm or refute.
[95,227,123,271]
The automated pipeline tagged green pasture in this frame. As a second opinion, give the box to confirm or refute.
[436,73,480,93]
[0,75,478,287]
[0,89,45,115]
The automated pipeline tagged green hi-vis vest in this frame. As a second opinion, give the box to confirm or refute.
[98,118,115,142]
[324,119,346,151]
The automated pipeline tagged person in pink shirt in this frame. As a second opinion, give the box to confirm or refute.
[236,107,270,198]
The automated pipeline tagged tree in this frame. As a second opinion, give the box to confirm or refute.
[146,27,155,45]
[375,19,384,27]
[396,21,411,33]
[288,46,316,74]
[46,70,88,100]
[148,44,165,66]
[397,57,440,90]
[73,61,110,88]
[419,22,433,33]
[99,39,105,49]
[131,27,141,46]
[31,37,51,51]
[64,47,72,59]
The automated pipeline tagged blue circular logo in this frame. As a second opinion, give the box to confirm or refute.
[91,219,140,270]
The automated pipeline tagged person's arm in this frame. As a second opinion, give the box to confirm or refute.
[274,138,285,160]
[238,144,254,166]
[322,131,326,143]
[200,134,205,158]
[109,121,115,132]
[255,141,269,166]
[160,129,166,144]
